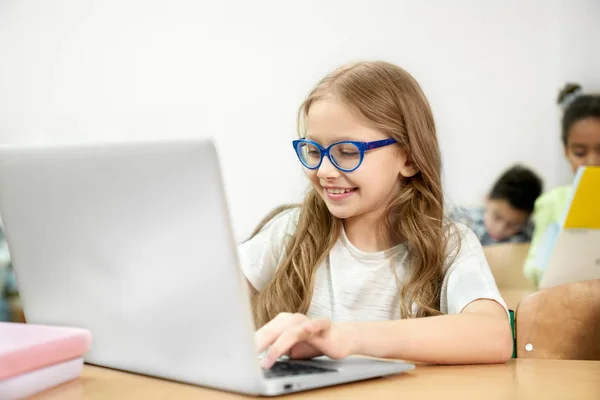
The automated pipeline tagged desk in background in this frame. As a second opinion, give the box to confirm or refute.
[484,243,535,309]
[32,359,600,400]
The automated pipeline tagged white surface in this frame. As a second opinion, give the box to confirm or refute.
[539,229,600,289]
[0,139,412,395]
[0,1,599,240]
[0,357,83,400]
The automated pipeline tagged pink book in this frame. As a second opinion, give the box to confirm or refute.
[0,322,91,399]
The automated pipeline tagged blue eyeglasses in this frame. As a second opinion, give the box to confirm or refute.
[292,138,397,172]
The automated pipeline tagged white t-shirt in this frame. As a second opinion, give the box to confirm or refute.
[239,208,508,321]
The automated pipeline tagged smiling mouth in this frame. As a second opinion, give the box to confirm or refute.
[325,187,357,194]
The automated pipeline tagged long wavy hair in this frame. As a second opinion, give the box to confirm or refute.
[251,61,449,327]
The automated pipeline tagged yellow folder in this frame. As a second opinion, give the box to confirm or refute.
[563,166,600,229]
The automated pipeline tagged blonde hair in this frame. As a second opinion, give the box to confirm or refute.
[251,61,448,327]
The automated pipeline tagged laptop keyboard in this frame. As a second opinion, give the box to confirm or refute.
[262,361,337,379]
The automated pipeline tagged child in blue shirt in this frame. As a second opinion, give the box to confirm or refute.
[451,165,542,246]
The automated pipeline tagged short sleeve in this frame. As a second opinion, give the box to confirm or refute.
[237,208,300,292]
[441,224,509,318]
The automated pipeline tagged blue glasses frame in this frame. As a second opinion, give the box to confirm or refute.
[292,138,397,172]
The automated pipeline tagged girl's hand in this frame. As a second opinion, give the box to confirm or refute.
[255,313,357,369]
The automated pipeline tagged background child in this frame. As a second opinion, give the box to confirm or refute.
[524,84,600,286]
[239,61,512,368]
[451,165,543,246]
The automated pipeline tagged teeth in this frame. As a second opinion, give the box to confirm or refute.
[327,188,352,194]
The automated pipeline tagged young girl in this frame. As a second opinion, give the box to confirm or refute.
[239,61,512,369]
[524,84,600,286]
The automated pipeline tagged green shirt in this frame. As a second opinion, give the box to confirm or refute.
[523,185,571,287]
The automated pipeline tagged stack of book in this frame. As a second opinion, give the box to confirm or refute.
[0,322,91,399]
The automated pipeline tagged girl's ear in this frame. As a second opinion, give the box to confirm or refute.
[399,150,419,178]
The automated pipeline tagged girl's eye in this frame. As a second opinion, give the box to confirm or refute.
[570,145,588,158]
[333,144,360,158]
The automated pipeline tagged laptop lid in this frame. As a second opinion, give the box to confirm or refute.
[539,166,600,289]
[0,138,264,394]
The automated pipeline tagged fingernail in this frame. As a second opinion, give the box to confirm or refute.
[260,358,272,369]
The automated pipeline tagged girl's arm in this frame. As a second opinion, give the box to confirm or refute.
[256,299,512,367]
[344,299,512,364]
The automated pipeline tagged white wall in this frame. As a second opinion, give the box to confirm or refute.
[0,0,596,240]
[555,0,600,184]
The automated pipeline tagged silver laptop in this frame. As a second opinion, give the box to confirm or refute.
[538,166,600,290]
[0,138,413,396]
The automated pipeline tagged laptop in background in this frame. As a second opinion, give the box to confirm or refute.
[538,166,600,289]
[0,138,413,396]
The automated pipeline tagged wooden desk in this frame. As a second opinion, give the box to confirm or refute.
[32,359,600,399]
[484,243,533,290]
[484,243,536,309]
[500,288,535,310]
